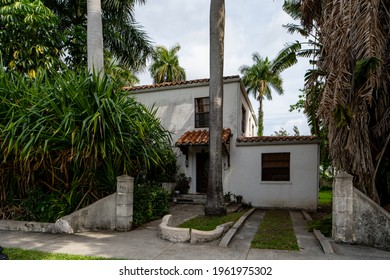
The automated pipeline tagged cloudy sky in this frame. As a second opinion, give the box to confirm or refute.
[134,0,312,136]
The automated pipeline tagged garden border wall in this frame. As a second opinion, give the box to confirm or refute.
[333,172,390,250]
[0,175,134,233]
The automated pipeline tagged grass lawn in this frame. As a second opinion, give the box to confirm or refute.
[308,187,333,237]
[3,247,112,260]
[318,188,332,206]
[251,210,299,251]
[178,211,246,231]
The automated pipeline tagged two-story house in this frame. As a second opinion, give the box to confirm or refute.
[127,76,319,210]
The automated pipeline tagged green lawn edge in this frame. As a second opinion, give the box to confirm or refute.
[178,210,246,231]
[3,247,116,260]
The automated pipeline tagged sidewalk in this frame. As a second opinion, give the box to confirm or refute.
[0,204,389,260]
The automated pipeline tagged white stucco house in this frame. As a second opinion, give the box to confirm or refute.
[126,76,320,210]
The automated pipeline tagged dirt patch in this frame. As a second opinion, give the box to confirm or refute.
[310,204,332,220]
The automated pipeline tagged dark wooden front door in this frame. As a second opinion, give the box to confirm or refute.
[196,153,209,193]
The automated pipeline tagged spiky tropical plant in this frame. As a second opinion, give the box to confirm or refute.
[0,67,172,212]
[300,0,390,204]
[149,44,186,84]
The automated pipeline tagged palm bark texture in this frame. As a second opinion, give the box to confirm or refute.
[300,0,390,203]
[205,0,226,216]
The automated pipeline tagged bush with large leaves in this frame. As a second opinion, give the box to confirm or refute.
[0,0,64,76]
[0,67,173,221]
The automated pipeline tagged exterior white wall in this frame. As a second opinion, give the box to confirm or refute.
[132,80,255,143]
[226,143,319,210]
[131,79,256,193]
[130,79,319,210]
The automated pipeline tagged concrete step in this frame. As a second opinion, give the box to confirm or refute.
[175,194,206,204]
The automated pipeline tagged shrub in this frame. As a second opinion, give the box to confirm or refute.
[21,186,82,222]
[175,173,191,194]
[132,184,171,227]
[0,67,173,221]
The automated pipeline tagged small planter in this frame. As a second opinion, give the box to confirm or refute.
[175,173,191,194]
[224,192,233,204]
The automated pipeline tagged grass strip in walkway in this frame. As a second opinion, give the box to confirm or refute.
[3,247,113,260]
[251,210,299,251]
[179,211,246,231]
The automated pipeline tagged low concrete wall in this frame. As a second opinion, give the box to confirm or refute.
[0,220,57,233]
[0,175,134,233]
[333,172,390,250]
[159,214,232,244]
[353,188,390,250]
[159,214,191,242]
[56,194,116,233]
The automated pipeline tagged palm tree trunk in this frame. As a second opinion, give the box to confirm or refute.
[258,93,264,136]
[205,0,226,216]
[87,0,104,75]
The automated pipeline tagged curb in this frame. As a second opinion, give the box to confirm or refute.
[219,208,256,247]
[313,229,334,254]
[301,210,334,254]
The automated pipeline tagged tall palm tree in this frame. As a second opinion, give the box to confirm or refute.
[205,0,226,216]
[87,0,104,75]
[149,44,186,84]
[43,0,152,70]
[239,53,284,136]
[300,0,390,204]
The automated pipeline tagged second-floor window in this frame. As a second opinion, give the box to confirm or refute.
[195,97,209,128]
[241,105,246,134]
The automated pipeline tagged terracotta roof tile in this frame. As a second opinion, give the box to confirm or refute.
[237,135,318,143]
[176,128,232,146]
[124,76,240,92]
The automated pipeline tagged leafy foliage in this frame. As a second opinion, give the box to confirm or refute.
[0,67,173,220]
[0,0,64,76]
[42,0,153,70]
[21,186,81,222]
[299,0,390,203]
[239,53,287,136]
[132,184,171,227]
[149,44,186,84]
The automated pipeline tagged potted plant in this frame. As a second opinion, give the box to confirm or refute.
[224,192,233,204]
[175,173,191,194]
[235,194,243,204]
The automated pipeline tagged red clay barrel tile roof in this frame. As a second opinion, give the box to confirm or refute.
[176,128,232,146]
[237,135,318,143]
[123,76,240,92]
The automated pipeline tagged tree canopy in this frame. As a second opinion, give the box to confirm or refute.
[239,53,285,136]
[149,44,186,84]
[0,0,64,76]
[42,0,153,70]
[298,0,390,204]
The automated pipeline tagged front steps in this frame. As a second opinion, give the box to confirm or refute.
[175,194,206,204]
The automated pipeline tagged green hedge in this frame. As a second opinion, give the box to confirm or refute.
[133,184,171,227]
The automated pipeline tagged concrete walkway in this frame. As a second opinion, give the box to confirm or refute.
[0,204,389,260]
